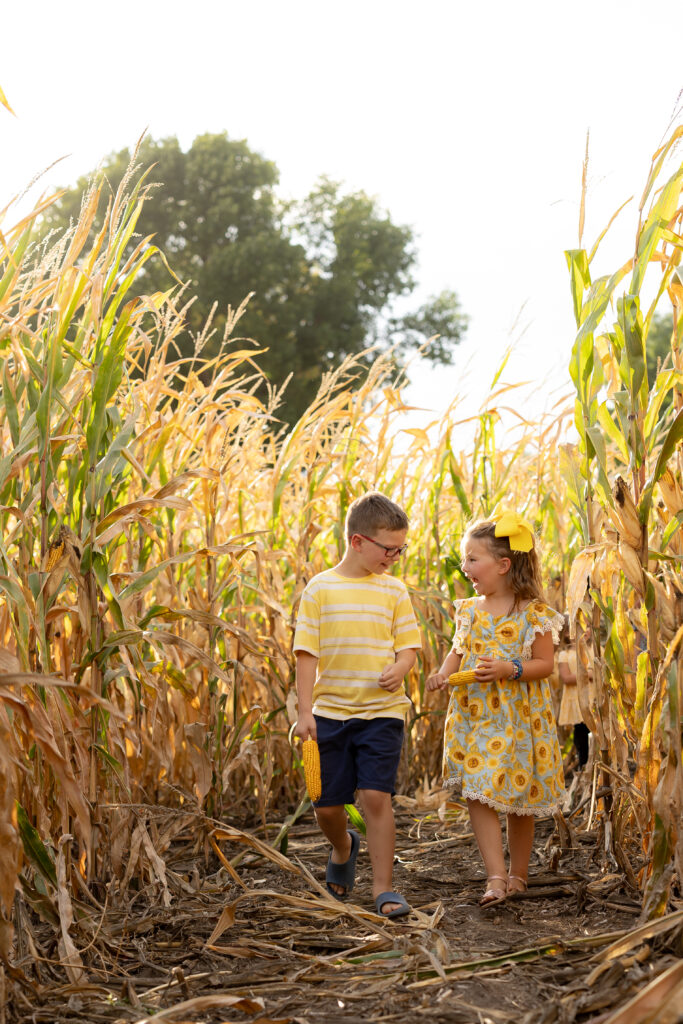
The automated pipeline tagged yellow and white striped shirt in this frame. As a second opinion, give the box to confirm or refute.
[293,569,421,720]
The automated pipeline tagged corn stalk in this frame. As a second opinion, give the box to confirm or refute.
[564,124,683,914]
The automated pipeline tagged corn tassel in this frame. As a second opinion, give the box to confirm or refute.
[448,670,477,686]
[302,738,322,801]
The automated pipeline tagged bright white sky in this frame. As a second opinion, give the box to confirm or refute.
[2,0,682,426]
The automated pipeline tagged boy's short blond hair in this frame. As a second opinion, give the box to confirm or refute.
[345,492,409,540]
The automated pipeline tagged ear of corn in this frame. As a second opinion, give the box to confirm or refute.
[448,670,477,686]
[302,738,322,801]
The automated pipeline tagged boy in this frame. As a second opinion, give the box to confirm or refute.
[293,492,421,918]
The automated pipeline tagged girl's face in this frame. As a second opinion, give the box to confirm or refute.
[461,537,509,596]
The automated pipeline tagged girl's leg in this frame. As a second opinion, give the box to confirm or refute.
[573,722,590,767]
[506,812,535,890]
[358,788,402,915]
[467,799,507,901]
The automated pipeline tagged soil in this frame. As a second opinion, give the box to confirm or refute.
[6,796,682,1024]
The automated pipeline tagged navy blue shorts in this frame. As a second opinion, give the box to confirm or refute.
[313,715,404,807]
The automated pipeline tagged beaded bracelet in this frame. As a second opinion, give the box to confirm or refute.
[509,657,523,680]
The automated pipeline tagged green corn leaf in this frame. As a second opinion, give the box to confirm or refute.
[0,225,32,303]
[16,803,58,888]
[565,248,591,325]
[618,295,648,412]
[640,407,683,521]
[344,803,366,835]
[661,512,683,549]
[596,404,629,464]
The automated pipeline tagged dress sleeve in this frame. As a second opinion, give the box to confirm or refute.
[450,599,471,655]
[521,601,565,659]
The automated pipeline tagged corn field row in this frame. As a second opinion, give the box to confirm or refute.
[0,125,681,972]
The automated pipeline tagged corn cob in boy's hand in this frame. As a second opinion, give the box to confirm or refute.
[448,669,477,686]
[302,738,322,801]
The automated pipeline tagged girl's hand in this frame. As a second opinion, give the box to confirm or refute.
[426,671,449,691]
[474,658,512,683]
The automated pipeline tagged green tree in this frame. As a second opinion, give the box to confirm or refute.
[40,134,467,420]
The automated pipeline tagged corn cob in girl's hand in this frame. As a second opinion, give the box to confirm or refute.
[302,738,322,801]
[448,669,477,686]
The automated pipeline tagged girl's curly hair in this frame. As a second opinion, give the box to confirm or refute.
[463,519,544,609]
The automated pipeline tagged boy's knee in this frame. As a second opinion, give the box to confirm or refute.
[314,804,346,827]
[358,788,393,816]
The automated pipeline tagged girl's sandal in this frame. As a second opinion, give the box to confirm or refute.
[507,874,528,897]
[479,875,508,906]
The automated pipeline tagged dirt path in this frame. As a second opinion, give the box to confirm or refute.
[7,802,682,1023]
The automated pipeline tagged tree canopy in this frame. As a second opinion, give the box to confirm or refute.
[41,133,467,420]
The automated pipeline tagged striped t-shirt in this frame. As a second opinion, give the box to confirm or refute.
[293,568,421,721]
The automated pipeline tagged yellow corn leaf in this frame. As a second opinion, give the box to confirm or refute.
[599,959,683,1024]
[0,84,15,115]
[56,836,85,984]
[565,547,596,624]
[204,902,237,946]
[134,995,265,1023]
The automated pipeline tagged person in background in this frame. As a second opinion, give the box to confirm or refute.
[557,617,591,769]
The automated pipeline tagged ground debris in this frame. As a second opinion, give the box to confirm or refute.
[5,806,681,1024]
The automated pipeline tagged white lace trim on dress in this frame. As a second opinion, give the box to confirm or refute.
[521,613,564,660]
[443,776,559,818]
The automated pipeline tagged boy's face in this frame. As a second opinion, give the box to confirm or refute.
[351,527,408,574]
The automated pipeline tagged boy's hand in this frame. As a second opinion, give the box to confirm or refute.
[378,662,406,692]
[475,658,511,683]
[294,712,317,741]
[426,671,449,691]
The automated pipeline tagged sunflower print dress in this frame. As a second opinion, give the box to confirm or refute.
[443,598,565,815]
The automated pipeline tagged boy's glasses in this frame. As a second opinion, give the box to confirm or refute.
[355,533,408,558]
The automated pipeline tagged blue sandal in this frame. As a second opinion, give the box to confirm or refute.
[325,829,360,900]
[374,890,411,919]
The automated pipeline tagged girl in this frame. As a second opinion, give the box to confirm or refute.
[427,513,565,906]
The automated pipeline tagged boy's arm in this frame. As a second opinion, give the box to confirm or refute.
[378,647,418,692]
[294,650,318,740]
[381,586,421,691]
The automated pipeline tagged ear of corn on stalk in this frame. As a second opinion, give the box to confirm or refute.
[302,738,322,801]
[448,670,477,685]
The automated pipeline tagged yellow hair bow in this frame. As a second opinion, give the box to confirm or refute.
[493,512,534,552]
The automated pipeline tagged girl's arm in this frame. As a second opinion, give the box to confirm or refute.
[426,649,462,691]
[475,630,555,683]
[558,654,577,686]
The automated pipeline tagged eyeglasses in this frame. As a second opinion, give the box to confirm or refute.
[355,533,408,558]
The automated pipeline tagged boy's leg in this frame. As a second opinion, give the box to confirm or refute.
[314,716,358,897]
[315,805,354,897]
[357,788,401,914]
[506,812,534,890]
[354,717,406,916]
